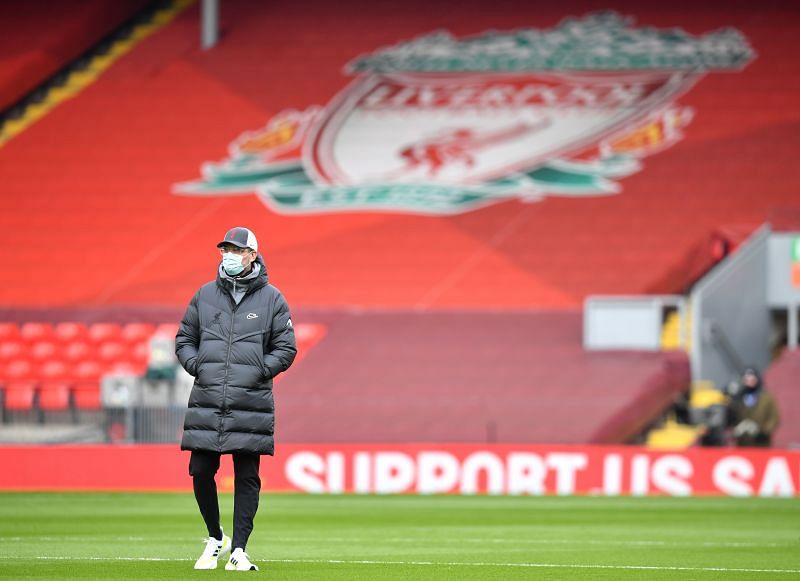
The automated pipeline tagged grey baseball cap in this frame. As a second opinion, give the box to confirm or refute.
[217,227,258,251]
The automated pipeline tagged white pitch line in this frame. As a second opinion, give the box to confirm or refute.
[26,557,193,561]
[264,537,791,549]
[0,536,789,549]
[0,536,146,543]
[16,556,800,574]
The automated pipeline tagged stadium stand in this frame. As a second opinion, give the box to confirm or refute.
[0,1,798,310]
[0,322,151,420]
[0,318,326,424]
[275,310,689,444]
[0,0,797,446]
[0,0,149,112]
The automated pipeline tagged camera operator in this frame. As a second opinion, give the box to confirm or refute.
[728,367,780,448]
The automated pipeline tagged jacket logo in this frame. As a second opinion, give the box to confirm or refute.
[247,313,259,319]
[174,12,753,216]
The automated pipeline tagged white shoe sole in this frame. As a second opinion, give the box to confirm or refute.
[194,536,232,569]
[194,559,219,570]
[225,560,258,571]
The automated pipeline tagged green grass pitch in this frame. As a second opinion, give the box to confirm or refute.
[0,493,798,579]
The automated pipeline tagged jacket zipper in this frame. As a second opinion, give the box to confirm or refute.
[219,280,238,445]
[218,275,263,448]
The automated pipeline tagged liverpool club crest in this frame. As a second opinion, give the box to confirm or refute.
[174,12,753,215]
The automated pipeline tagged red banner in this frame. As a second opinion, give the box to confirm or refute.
[1,444,797,497]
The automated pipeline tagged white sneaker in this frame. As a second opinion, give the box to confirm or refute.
[225,548,259,571]
[194,529,232,570]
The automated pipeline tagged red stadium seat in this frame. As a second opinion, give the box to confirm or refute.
[87,323,122,344]
[130,341,150,366]
[62,341,94,364]
[0,340,24,362]
[155,323,179,338]
[54,322,89,344]
[107,362,140,376]
[121,323,155,345]
[98,341,126,365]
[30,340,58,362]
[0,323,20,341]
[4,382,36,411]
[39,360,69,382]
[73,360,103,382]
[294,323,327,350]
[71,361,104,411]
[72,384,102,410]
[37,367,72,412]
[4,359,35,382]
[38,383,71,411]
[19,322,54,343]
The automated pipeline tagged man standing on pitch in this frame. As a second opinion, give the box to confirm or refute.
[176,226,297,571]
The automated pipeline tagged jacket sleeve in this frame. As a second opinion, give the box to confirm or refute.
[175,291,201,376]
[263,290,297,379]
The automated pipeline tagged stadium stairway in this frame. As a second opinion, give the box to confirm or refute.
[0,0,150,112]
[645,417,703,449]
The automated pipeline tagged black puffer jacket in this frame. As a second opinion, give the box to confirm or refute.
[176,255,297,455]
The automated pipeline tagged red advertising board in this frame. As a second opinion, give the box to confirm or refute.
[1,444,798,497]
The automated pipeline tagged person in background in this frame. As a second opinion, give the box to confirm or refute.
[176,226,297,571]
[729,367,779,447]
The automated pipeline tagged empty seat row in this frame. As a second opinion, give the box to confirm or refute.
[0,360,145,415]
[0,338,150,365]
[1,380,102,412]
[1,358,145,382]
[0,322,178,345]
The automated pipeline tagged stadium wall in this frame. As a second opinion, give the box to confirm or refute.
[1,444,797,497]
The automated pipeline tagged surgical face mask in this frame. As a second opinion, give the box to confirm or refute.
[222,252,245,275]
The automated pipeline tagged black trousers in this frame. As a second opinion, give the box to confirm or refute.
[189,450,261,551]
